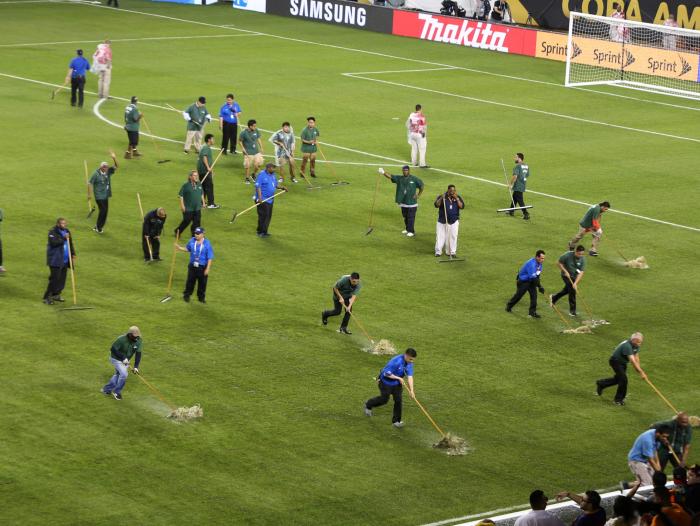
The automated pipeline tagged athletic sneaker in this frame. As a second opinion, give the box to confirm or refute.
[52,295,66,302]
[43,297,54,305]
[337,327,352,335]
[183,150,189,155]
[245,179,251,185]
[435,253,441,257]
[292,178,298,183]
[528,313,541,319]
[0,266,6,274]
[101,389,111,396]
[401,230,408,235]
[321,313,328,326]
[595,381,603,396]
[93,227,103,234]
[568,311,578,317]
[613,400,625,406]
[392,421,405,428]
[589,250,599,257]
[310,171,316,178]
[124,151,132,159]
[207,204,221,209]
[198,298,206,304]
[112,392,122,400]
[406,232,415,237]
[183,295,190,303]
[364,406,372,417]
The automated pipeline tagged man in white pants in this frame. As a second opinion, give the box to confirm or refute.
[434,185,464,257]
[406,104,428,168]
[92,39,112,99]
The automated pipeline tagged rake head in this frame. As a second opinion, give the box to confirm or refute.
[229,211,238,224]
[365,227,374,235]
[60,306,95,311]
[157,159,171,164]
[87,207,96,219]
[160,294,173,304]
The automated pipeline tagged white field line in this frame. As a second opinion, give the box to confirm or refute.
[0,34,261,48]
[73,2,700,113]
[343,73,700,144]
[2,71,697,233]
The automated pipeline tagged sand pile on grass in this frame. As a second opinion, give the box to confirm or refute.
[625,256,649,269]
[582,319,610,328]
[689,416,700,427]
[168,405,203,421]
[433,433,469,456]
[364,339,397,355]
[563,325,593,334]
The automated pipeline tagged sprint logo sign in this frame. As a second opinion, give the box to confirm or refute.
[232,0,266,13]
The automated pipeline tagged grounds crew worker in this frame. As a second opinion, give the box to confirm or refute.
[569,201,610,257]
[219,93,241,155]
[322,272,361,335]
[89,152,119,234]
[434,184,464,257]
[364,348,417,428]
[43,217,76,305]
[65,49,90,108]
[596,332,647,406]
[506,249,545,318]
[507,152,531,220]
[124,96,142,159]
[239,119,264,184]
[182,96,210,154]
[142,207,166,262]
[300,116,320,178]
[175,226,214,303]
[382,165,424,237]
[198,133,220,209]
[101,326,142,401]
[550,245,586,317]
[174,170,205,238]
[651,412,693,469]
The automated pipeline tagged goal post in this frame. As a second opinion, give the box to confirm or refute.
[565,11,700,101]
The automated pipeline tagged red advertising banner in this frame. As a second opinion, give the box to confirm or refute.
[391,9,537,57]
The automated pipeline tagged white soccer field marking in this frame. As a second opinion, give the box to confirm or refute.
[0,34,261,48]
[2,70,697,233]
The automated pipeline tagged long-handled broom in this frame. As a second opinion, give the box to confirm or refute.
[136,193,153,263]
[130,368,202,421]
[497,158,533,215]
[160,232,180,303]
[84,160,96,219]
[318,143,349,186]
[229,190,286,223]
[366,169,383,235]
[61,237,94,311]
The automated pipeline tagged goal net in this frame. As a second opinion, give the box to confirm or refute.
[565,11,700,101]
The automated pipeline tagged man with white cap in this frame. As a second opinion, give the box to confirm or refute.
[88,152,119,234]
[101,326,142,401]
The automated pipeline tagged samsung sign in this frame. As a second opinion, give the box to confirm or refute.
[267,0,394,32]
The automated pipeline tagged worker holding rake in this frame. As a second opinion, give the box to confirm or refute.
[43,217,75,305]
[322,272,361,335]
[365,348,417,428]
[550,246,586,317]
[596,332,647,406]
[123,96,142,159]
[101,326,142,401]
[569,201,610,257]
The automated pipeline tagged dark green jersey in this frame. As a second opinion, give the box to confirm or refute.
[300,126,320,154]
[390,174,424,206]
[611,339,639,363]
[239,128,261,155]
[580,205,601,229]
[197,144,213,175]
[179,181,203,212]
[110,334,142,361]
[185,103,208,131]
[89,167,116,200]
[335,275,361,298]
[512,163,530,193]
[558,250,586,277]
[124,103,140,132]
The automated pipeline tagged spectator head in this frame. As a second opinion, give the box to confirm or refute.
[688,465,700,484]
[630,332,643,346]
[673,466,688,485]
[612,496,637,523]
[415,104,422,111]
[600,201,611,211]
[529,490,548,510]
[653,486,671,506]
[581,490,602,512]
[655,424,672,442]
[668,14,675,22]
[652,470,668,488]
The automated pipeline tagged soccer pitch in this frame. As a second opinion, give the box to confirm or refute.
[0,1,698,525]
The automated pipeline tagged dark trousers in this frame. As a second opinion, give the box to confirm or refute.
[551,273,577,314]
[200,173,215,206]
[322,294,352,329]
[401,206,417,233]
[44,266,68,299]
[141,232,161,260]
[96,199,109,231]
[70,76,85,107]
[507,279,537,314]
[508,191,529,217]
[366,381,403,423]
[256,202,273,234]
[175,210,201,237]
[659,449,681,471]
[184,264,208,300]
[597,358,628,402]
[221,122,238,153]
[126,130,139,148]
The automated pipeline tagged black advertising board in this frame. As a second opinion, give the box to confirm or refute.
[266,0,395,33]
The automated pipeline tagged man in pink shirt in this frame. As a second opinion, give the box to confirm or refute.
[406,104,429,169]
[92,39,112,99]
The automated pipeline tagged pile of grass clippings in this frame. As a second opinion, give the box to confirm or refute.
[433,433,469,456]
[625,256,649,269]
[168,405,203,421]
[364,339,397,355]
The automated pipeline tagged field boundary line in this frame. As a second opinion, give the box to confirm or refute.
[0,33,261,48]
[1,70,697,233]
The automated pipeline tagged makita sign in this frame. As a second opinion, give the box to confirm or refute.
[266,0,394,32]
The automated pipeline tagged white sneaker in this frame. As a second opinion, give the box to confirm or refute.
[364,406,372,417]
[392,421,405,428]
[401,230,408,235]
[406,232,415,237]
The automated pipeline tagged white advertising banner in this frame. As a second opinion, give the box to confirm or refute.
[232,0,266,13]
[404,0,477,15]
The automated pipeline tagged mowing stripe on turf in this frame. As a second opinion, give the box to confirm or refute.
[0,33,262,48]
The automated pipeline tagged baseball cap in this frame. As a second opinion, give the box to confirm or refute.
[198,96,206,104]
[194,227,205,234]
[77,49,83,55]
[128,326,141,337]
[402,165,410,170]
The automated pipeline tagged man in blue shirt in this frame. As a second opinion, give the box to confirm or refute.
[219,93,241,155]
[43,217,76,305]
[254,163,287,238]
[627,425,671,486]
[364,348,416,428]
[65,49,90,108]
[175,226,214,303]
[506,249,545,318]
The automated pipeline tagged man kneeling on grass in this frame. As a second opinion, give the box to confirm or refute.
[101,326,142,401]
[364,348,416,428]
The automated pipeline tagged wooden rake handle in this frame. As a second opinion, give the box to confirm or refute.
[644,377,679,414]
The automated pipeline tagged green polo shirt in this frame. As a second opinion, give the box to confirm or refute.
[652,419,693,453]
[300,126,320,154]
[89,167,116,200]
[197,144,213,176]
[239,128,261,155]
[179,181,203,212]
[110,334,142,361]
[580,205,601,229]
[558,250,586,277]
[185,103,207,131]
[611,339,639,363]
[390,174,424,206]
[124,104,140,132]
[512,163,530,193]
[335,275,361,298]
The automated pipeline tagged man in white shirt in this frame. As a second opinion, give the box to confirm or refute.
[514,490,566,526]
[92,39,112,99]
[406,104,428,169]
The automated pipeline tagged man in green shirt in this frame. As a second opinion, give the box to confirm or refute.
[123,95,142,159]
[197,133,219,209]
[596,332,647,406]
[88,151,119,234]
[651,413,693,469]
[550,245,586,316]
[239,119,263,184]
[507,152,531,220]
[322,272,361,335]
[300,117,320,179]
[568,201,610,257]
[174,170,205,238]
[381,165,424,237]
[182,96,211,154]
[101,326,142,401]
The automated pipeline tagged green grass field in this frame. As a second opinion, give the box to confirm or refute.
[1,1,699,525]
